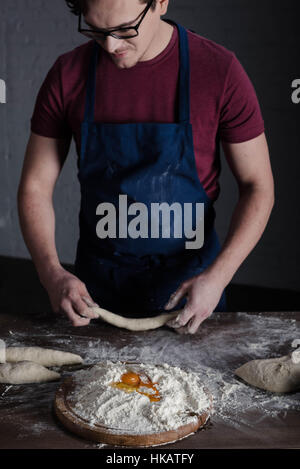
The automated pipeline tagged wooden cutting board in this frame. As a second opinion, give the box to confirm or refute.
[54,366,212,448]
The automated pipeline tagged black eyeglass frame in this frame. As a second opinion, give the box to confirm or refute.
[78,0,154,40]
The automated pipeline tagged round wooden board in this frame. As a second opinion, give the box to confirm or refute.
[54,364,212,448]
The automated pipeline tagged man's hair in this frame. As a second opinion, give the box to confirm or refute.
[65,0,157,16]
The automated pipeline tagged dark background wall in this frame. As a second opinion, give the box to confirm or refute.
[0,0,299,295]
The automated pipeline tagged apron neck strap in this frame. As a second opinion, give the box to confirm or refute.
[176,21,190,124]
[83,40,99,124]
[83,21,190,124]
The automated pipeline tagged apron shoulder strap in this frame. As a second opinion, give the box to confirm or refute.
[83,40,100,124]
[176,21,191,124]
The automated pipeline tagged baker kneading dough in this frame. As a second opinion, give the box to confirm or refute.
[0,361,60,384]
[1,347,83,367]
[235,353,300,393]
[90,305,179,331]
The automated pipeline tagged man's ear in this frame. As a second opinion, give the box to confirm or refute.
[159,0,170,16]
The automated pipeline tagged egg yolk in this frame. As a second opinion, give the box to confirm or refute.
[121,372,140,386]
[110,371,160,402]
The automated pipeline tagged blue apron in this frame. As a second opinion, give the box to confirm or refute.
[75,19,227,318]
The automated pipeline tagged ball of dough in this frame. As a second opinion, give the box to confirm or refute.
[0,361,60,384]
[235,354,300,393]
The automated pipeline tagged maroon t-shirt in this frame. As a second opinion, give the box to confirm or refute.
[31,24,265,201]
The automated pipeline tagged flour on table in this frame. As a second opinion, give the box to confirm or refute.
[2,313,300,442]
[69,361,210,435]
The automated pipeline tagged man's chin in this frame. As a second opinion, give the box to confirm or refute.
[113,57,138,69]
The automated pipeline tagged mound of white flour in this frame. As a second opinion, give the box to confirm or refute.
[69,361,210,435]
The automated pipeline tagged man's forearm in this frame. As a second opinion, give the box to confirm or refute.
[17,188,63,286]
[205,184,275,287]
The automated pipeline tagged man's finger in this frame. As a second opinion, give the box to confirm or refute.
[173,315,202,335]
[166,318,182,329]
[188,309,213,334]
[164,282,190,311]
[80,296,101,320]
[187,316,203,334]
[62,302,91,327]
[173,324,191,335]
[167,304,193,328]
[73,297,99,319]
[81,296,99,308]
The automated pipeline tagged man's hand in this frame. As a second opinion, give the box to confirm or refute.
[165,133,274,336]
[18,133,99,327]
[42,266,99,327]
[164,271,224,334]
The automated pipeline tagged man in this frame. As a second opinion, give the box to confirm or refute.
[18,0,274,334]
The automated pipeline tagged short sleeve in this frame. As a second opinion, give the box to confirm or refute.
[30,57,72,139]
[218,54,265,143]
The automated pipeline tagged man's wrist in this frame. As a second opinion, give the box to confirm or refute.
[36,258,64,287]
[201,254,238,289]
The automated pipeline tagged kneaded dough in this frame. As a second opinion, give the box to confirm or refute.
[5,347,83,367]
[235,354,300,393]
[0,361,60,384]
[0,343,5,364]
[292,349,300,364]
[90,305,180,331]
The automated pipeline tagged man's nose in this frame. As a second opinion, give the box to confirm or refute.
[103,36,125,54]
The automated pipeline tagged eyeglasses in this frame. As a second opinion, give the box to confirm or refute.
[78,0,154,40]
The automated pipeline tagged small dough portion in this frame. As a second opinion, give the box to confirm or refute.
[0,361,60,384]
[5,347,83,367]
[292,339,300,348]
[91,306,180,331]
[0,342,5,364]
[235,354,300,393]
[291,349,300,364]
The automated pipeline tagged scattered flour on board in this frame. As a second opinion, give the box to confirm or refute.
[1,312,299,439]
[69,361,210,434]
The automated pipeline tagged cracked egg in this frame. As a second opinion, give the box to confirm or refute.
[110,371,160,402]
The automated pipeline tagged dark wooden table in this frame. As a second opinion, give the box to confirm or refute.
[0,309,299,449]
